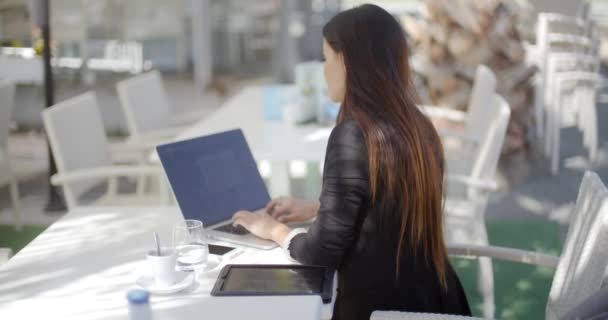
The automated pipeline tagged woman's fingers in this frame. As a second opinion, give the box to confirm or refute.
[277,212,292,222]
[271,205,290,218]
[270,199,292,218]
[232,210,251,228]
[277,212,304,223]
[265,199,278,213]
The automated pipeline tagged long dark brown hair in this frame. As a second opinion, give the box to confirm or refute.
[323,4,448,288]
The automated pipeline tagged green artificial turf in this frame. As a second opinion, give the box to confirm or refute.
[0,225,48,255]
[452,219,562,319]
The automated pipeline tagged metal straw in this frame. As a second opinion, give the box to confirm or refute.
[153,232,161,256]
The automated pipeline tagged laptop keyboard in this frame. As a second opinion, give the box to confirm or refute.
[215,224,250,235]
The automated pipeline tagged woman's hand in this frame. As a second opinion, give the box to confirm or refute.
[232,210,290,243]
[265,197,320,223]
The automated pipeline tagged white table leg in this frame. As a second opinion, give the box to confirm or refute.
[0,248,12,265]
[304,162,322,200]
[268,161,291,198]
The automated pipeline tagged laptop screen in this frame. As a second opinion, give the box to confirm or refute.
[156,129,271,226]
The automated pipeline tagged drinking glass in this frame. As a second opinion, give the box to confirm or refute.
[172,220,209,271]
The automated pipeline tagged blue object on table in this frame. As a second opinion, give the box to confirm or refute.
[263,85,297,121]
[127,289,152,320]
[127,289,149,304]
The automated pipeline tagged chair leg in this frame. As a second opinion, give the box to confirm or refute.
[9,178,22,232]
[534,75,544,140]
[587,92,598,162]
[107,176,118,197]
[550,88,564,176]
[478,256,495,319]
[135,175,146,197]
[551,102,561,175]
[475,223,495,319]
[543,103,552,157]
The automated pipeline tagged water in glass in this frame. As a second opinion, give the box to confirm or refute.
[173,220,209,271]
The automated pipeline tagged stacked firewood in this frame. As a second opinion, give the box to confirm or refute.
[403,0,536,155]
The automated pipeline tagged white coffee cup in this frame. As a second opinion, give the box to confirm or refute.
[146,247,177,288]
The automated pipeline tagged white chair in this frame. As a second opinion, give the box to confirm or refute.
[548,70,606,175]
[422,64,497,156]
[531,8,605,175]
[442,94,511,319]
[544,52,600,132]
[0,81,22,231]
[42,92,169,209]
[116,70,207,149]
[370,171,608,320]
[533,10,595,141]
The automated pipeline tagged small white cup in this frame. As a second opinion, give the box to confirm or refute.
[147,247,177,288]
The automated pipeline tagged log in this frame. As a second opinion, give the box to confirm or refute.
[403,14,448,45]
[436,87,471,110]
[421,1,442,21]
[413,75,432,105]
[489,5,513,39]
[499,38,525,62]
[501,0,524,18]
[439,0,483,35]
[447,29,475,58]
[429,40,447,62]
[406,0,535,156]
[498,65,536,92]
[503,134,526,155]
[428,23,449,44]
[429,74,468,94]
[410,53,455,80]
[474,0,501,15]
[401,15,427,43]
[457,38,493,66]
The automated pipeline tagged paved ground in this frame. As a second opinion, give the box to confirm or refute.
[1,72,607,240]
[491,99,608,240]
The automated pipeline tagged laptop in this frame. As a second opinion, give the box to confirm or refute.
[156,129,277,250]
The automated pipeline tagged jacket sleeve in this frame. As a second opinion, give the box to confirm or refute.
[288,120,370,269]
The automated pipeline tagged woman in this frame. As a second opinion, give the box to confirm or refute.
[233,4,471,319]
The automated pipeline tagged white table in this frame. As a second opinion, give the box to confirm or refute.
[0,56,43,85]
[175,86,332,162]
[0,207,336,319]
[152,85,333,197]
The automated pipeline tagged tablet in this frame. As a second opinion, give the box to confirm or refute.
[211,264,334,303]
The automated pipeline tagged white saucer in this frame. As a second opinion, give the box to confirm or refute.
[135,271,195,295]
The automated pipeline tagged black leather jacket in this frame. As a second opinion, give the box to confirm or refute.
[289,119,471,320]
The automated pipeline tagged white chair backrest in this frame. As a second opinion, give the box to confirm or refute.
[546,171,608,320]
[0,81,16,148]
[116,70,171,137]
[578,1,592,31]
[463,65,497,141]
[536,12,596,68]
[469,94,510,191]
[42,92,111,205]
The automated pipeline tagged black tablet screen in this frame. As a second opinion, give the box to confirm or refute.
[221,267,324,294]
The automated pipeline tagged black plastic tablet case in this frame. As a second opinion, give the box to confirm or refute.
[211,264,334,303]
